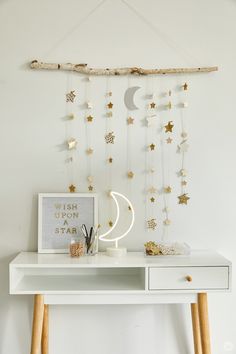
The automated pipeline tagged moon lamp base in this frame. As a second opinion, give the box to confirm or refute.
[106,247,127,257]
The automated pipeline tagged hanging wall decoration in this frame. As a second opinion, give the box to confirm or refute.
[84,75,95,193]
[65,76,78,193]
[104,79,115,229]
[177,81,190,205]
[144,78,159,233]
[30,0,218,254]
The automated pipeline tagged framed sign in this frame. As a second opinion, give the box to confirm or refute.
[38,193,98,253]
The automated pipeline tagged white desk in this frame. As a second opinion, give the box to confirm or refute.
[9,251,231,354]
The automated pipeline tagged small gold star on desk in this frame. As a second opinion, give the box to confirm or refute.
[150,197,155,203]
[149,143,155,151]
[88,185,93,192]
[108,157,113,163]
[86,147,93,155]
[108,220,113,227]
[165,121,174,133]
[69,184,76,192]
[164,186,172,193]
[147,218,157,230]
[178,193,190,205]
[166,137,173,144]
[181,180,187,186]
[150,102,156,109]
[183,82,188,91]
[66,91,76,102]
[127,116,134,125]
[87,115,93,122]
[107,102,113,109]
[67,138,77,150]
[127,171,134,179]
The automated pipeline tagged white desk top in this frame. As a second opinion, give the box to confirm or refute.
[10,250,231,268]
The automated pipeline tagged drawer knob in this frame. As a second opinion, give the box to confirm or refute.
[186,275,192,282]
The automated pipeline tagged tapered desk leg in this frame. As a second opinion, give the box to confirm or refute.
[30,295,44,354]
[191,303,202,354]
[42,305,49,354]
[198,293,211,354]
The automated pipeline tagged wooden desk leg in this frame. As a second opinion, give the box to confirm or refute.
[30,295,44,354]
[198,293,211,354]
[42,305,49,354]
[191,303,202,354]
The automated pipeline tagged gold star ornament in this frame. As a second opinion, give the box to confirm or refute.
[87,115,93,122]
[147,218,157,230]
[150,102,156,109]
[107,111,113,118]
[88,185,93,192]
[108,220,113,227]
[148,186,157,194]
[178,140,189,153]
[163,219,171,226]
[164,186,172,193]
[178,193,190,205]
[180,169,187,177]
[67,138,77,150]
[166,137,173,144]
[86,148,93,155]
[87,176,93,183]
[68,113,75,120]
[149,143,155,151]
[66,91,76,103]
[69,184,76,193]
[107,102,113,109]
[127,171,134,179]
[127,116,134,125]
[164,121,174,133]
[105,132,115,144]
[150,197,155,203]
[183,83,188,91]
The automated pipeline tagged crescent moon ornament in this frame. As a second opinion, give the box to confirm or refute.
[99,191,135,257]
[124,86,141,110]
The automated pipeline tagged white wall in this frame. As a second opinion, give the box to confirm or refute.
[0,0,236,353]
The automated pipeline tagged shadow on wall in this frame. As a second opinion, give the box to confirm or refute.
[0,254,33,354]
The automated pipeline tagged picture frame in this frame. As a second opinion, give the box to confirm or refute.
[38,193,98,253]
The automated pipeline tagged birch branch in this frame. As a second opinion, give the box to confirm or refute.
[30,60,218,76]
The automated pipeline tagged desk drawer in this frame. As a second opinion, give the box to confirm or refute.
[149,267,229,290]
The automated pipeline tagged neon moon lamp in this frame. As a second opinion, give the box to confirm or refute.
[99,191,135,257]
